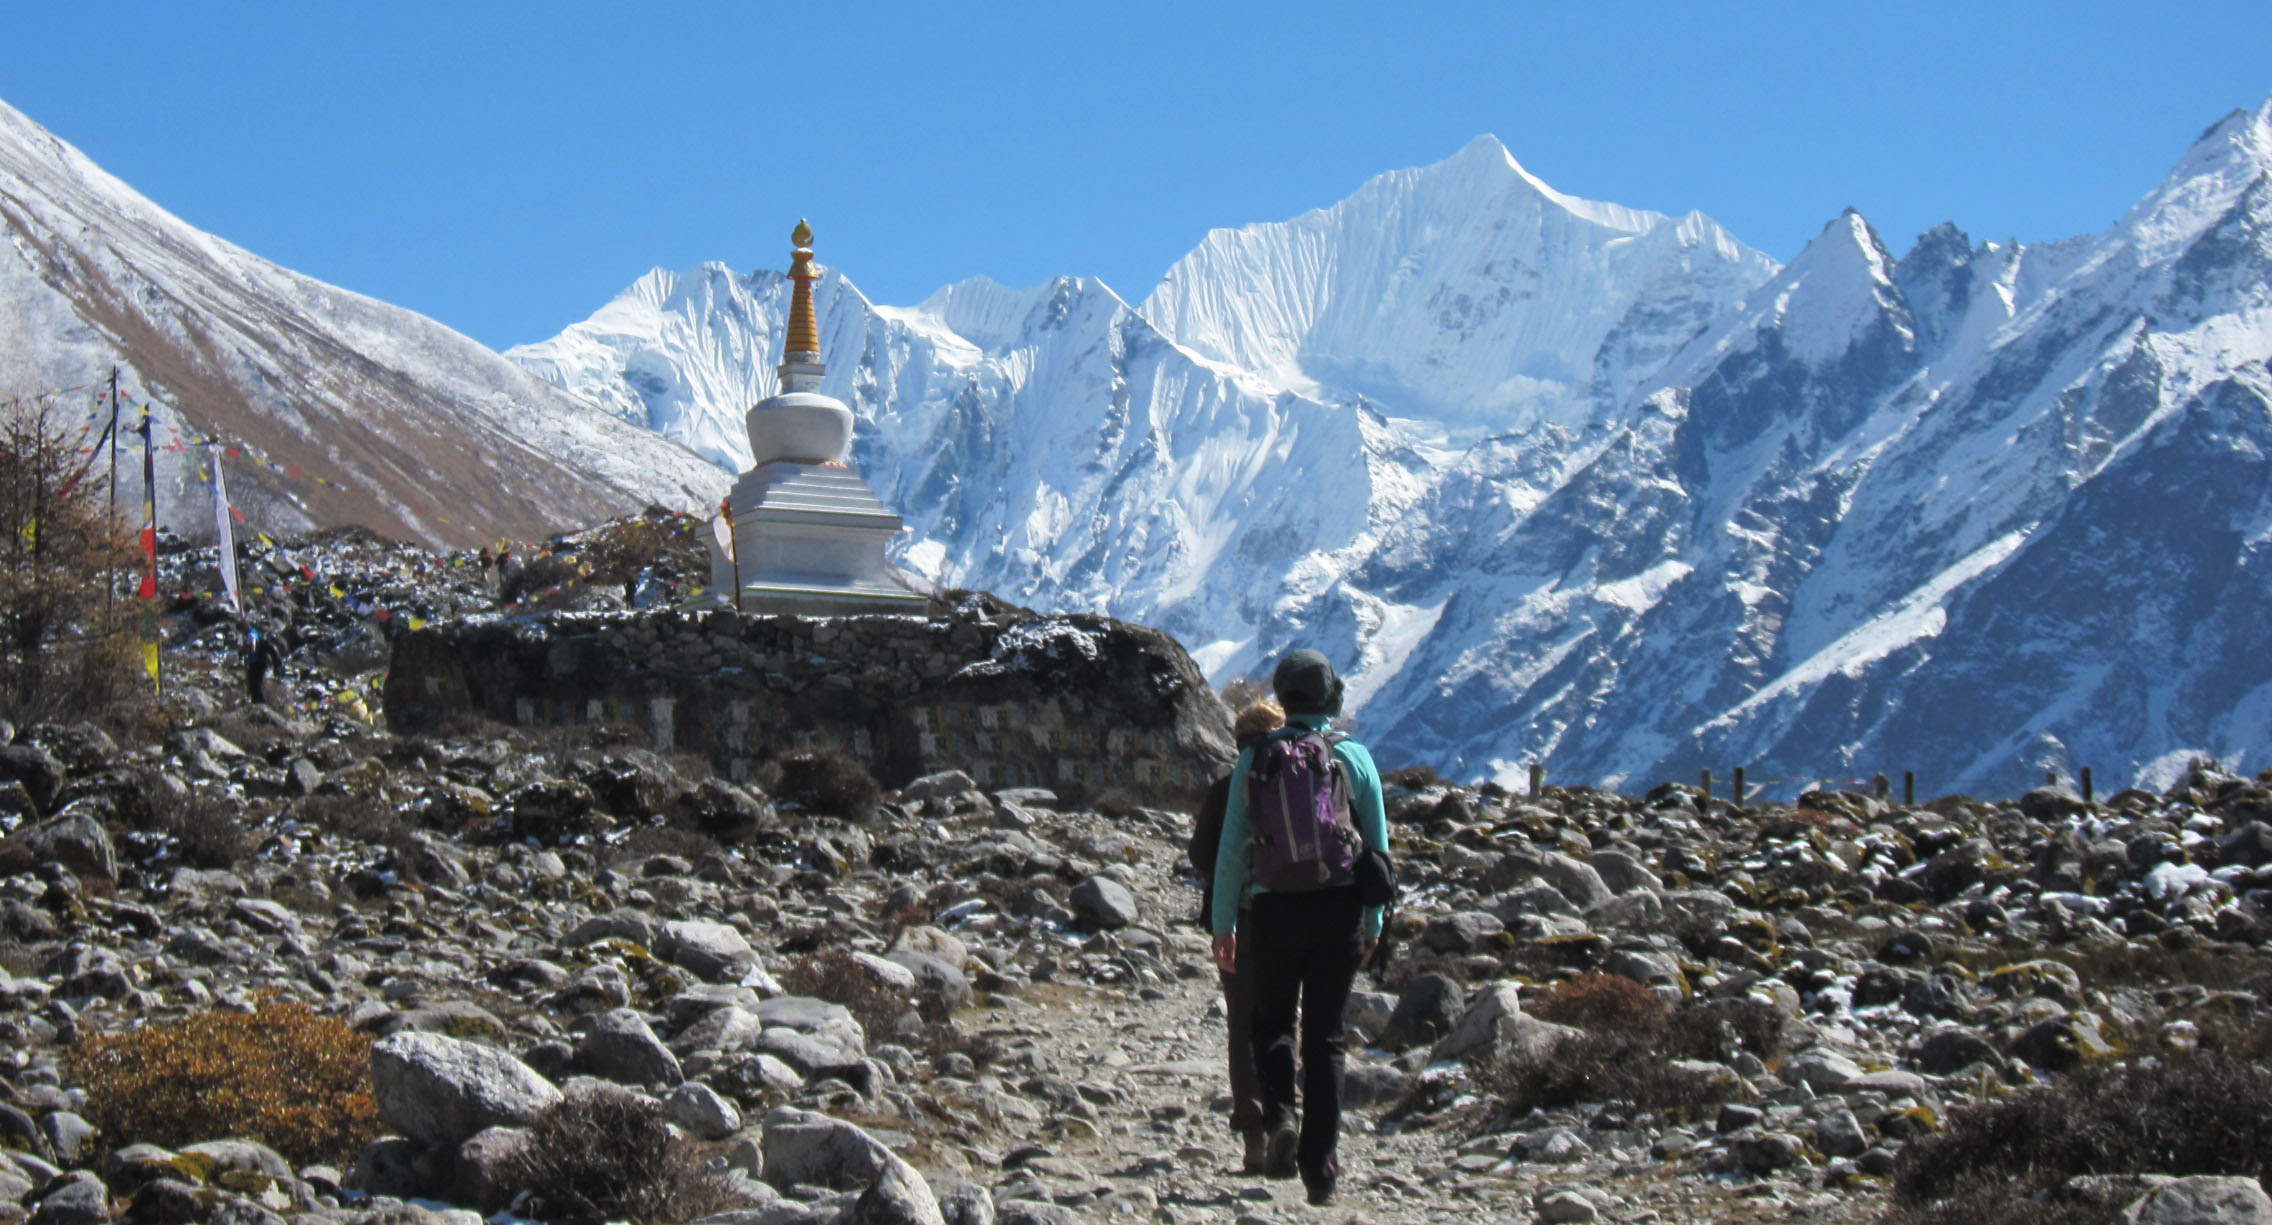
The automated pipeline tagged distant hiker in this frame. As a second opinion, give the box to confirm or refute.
[1187,697,1286,1173]
[1211,649,1388,1207]
[496,549,525,608]
[244,622,283,704]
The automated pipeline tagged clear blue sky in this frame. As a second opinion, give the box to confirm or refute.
[5,2,2269,351]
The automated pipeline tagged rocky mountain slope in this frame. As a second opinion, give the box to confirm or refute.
[0,97,726,549]
[517,99,2272,799]
[0,525,2268,1224]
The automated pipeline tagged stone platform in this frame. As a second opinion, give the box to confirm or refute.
[383,604,1233,805]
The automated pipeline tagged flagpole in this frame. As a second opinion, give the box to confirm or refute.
[137,398,161,698]
[104,368,119,619]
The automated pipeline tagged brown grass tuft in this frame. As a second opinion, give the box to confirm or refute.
[68,998,378,1165]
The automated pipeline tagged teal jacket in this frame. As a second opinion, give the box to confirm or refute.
[1209,714,1388,940]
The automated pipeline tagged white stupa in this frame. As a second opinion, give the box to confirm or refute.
[704,221,927,615]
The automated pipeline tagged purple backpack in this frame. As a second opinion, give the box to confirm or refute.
[1247,729,1361,892]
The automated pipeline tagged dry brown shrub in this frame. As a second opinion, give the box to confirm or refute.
[1475,1024,1730,1122]
[1530,972,1671,1032]
[295,791,415,852]
[1891,1051,2272,1216]
[773,748,881,821]
[497,1089,739,1225]
[68,997,378,1165]
[168,786,256,869]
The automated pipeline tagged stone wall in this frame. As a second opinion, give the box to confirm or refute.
[382,605,1235,804]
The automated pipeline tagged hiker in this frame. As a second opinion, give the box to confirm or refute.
[496,549,525,608]
[1211,649,1388,1206]
[1187,697,1287,1172]
[244,621,284,704]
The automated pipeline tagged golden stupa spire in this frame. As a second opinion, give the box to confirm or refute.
[782,218,822,370]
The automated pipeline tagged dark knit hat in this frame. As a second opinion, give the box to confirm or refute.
[1272,648,1345,717]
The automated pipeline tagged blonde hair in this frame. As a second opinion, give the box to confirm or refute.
[1233,699,1286,741]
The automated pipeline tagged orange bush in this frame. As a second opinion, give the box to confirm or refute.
[69,998,378,1166]
[1529,971,1671,1033]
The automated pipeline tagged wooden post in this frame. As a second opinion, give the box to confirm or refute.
[1873,773,1889,800]
[2081,767,2094,803]
[1529,762,1544,798]
[1903,771,1915,806]
[1732,766,1746,805]
[1700,768,1713,801]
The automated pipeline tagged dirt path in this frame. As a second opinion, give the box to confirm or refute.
[930,812,1526,1225]
[916,808,1884,1225]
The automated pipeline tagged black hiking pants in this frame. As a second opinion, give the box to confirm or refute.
[1244,884,1363,1181]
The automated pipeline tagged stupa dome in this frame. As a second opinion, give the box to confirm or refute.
[747,391,853,465]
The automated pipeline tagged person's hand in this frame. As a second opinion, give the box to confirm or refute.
[1213,932,1237,973]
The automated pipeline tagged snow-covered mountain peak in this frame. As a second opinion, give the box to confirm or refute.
[1659,207,1906,389]
[1767,208,1905,364]
[2115,92,2272,265]
[1440,133,1654,233]
[1136,135,1778,435]
[904,274,1132,353]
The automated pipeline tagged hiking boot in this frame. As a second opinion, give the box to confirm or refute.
[1240,1127,1269,1173]
[1304,1160,1338,1206]
[1265,1124,1299,1179]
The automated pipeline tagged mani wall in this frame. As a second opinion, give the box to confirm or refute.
[382,603,1236,805]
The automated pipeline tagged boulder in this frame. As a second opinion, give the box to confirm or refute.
[2121,1176,2272,1225]
[14,807,116,879]
[28,1171,110,1225]
[1540,852,1613,910]
[575,1008,683,1087]
[1068,876,1139,929]
[762,1107,893,1189]
[670,778,775,841]
[663,1082,742,1140]
[369,1031,563,1148]
[0,745,65,813]
[886,951,973,1013]
[1813,1106,1869,1158]
[1377,974,1462,1051]
[888,925,970,971]
[1915,1027,2005,1075]
[453,1126,532,1211]
[659,920,757,982]
[846,1153,947,1225]
[1729,1130,1805,1173]
[1432,983,1579,1065]
[1420,910,1503,953]
[1587,849,1662,895]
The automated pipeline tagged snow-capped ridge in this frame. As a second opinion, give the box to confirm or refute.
[908,274,1132,354]
[2113,91,2272,266]
[0,96,724,547]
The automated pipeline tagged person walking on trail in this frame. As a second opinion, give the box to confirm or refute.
[1188,698,1288,1173]
[1210,649,1388,1206]
[244,622,284,705]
